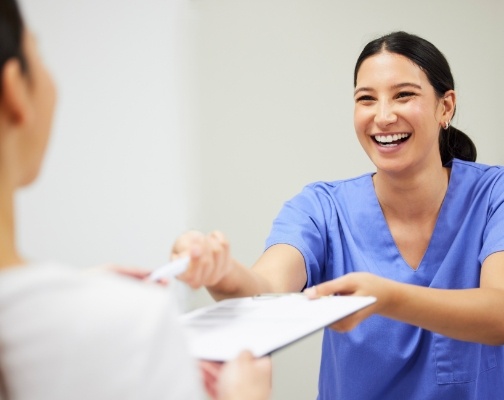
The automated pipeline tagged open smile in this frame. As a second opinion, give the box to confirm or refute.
[372,133,411,147]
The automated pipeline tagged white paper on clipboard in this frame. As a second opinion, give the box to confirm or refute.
[179,294,376,361]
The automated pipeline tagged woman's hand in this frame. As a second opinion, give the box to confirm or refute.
[171,230,234,289]
[84,264,169,286]
[216,351,272,400]
[199,360,224,400]
[304,272,396,332]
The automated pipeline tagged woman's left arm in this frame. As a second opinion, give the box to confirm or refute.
[305,251,504,345]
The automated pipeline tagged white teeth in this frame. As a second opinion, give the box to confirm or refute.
[374,133,410,143]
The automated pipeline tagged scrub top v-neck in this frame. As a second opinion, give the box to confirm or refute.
[265,159,504,400]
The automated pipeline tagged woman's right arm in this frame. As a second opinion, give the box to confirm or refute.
[171,231,307,300]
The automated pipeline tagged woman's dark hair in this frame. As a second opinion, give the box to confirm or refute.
[0,4,25,397]
[354,31,476,165]
[0,0,27,94]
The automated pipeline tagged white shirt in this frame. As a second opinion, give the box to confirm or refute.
[0,263,203,400]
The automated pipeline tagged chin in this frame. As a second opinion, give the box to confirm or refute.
[19,166,42,187]
[372,157,411,175]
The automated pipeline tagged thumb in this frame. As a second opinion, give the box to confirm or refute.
[304,276,353,298]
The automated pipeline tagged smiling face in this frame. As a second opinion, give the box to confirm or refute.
[353,51,452,176]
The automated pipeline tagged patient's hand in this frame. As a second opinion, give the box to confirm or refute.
[200,352,272,400]
[199,360,223,399]
[85,264,169,286]
[217,351,272,400]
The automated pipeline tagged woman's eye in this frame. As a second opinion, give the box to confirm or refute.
[396,91,416,99]
[355,95,374,103]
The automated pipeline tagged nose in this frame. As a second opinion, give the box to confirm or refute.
[374,100,397,127]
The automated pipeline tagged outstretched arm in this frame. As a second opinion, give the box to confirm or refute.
[305,251,504,345]
[171,231,307,300]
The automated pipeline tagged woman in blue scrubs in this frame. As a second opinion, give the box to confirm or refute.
[173,31,504,399]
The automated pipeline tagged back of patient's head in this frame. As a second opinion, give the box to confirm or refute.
[0,0,25,95]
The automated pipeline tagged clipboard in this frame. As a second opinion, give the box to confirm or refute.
[179,294,376,361]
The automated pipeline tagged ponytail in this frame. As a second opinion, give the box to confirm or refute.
[439,125,477,165]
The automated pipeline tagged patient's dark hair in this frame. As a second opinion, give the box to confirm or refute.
[0,4,25,397]
[0,0,27,95]
[354,31,477,165]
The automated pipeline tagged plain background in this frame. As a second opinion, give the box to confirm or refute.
[17,1,504,399]
[18,0,194,271]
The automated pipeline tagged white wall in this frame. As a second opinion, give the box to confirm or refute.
[17,0,193,272]
[189,1,504,399]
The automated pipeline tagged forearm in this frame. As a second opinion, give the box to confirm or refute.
[207,258,274,301]
[207,244,307,301]
[385,282,504,345]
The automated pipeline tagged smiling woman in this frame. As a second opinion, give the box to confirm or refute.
[353,31,477,167]
[170,31,504,400]
[354,50,454,177]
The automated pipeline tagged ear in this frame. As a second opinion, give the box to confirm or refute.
[441,89,456,123]
[0,58,32,129]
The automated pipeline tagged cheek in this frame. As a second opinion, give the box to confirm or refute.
[404,101,435,129]
[353,106,372,135]
[35,69,57,128]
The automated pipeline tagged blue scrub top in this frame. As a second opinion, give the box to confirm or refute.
[265,159,504,400]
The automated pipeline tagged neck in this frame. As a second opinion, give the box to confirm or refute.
[0,180,23,269]
[373,162,450,222]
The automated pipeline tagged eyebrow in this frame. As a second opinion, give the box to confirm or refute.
[354,82,422,96]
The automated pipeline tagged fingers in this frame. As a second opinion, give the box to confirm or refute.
[171,230,204,256]
[199,360,224,400]
[94,264,151,280]
[328,307,375,332]
[304,274,356,298]
[233,350,254,364]
[235,351,272,384]
[171,230,232,289]
[304,272,381,333]
[206,231,230,286]
[252,356,273,388]
[216,351,272,400]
